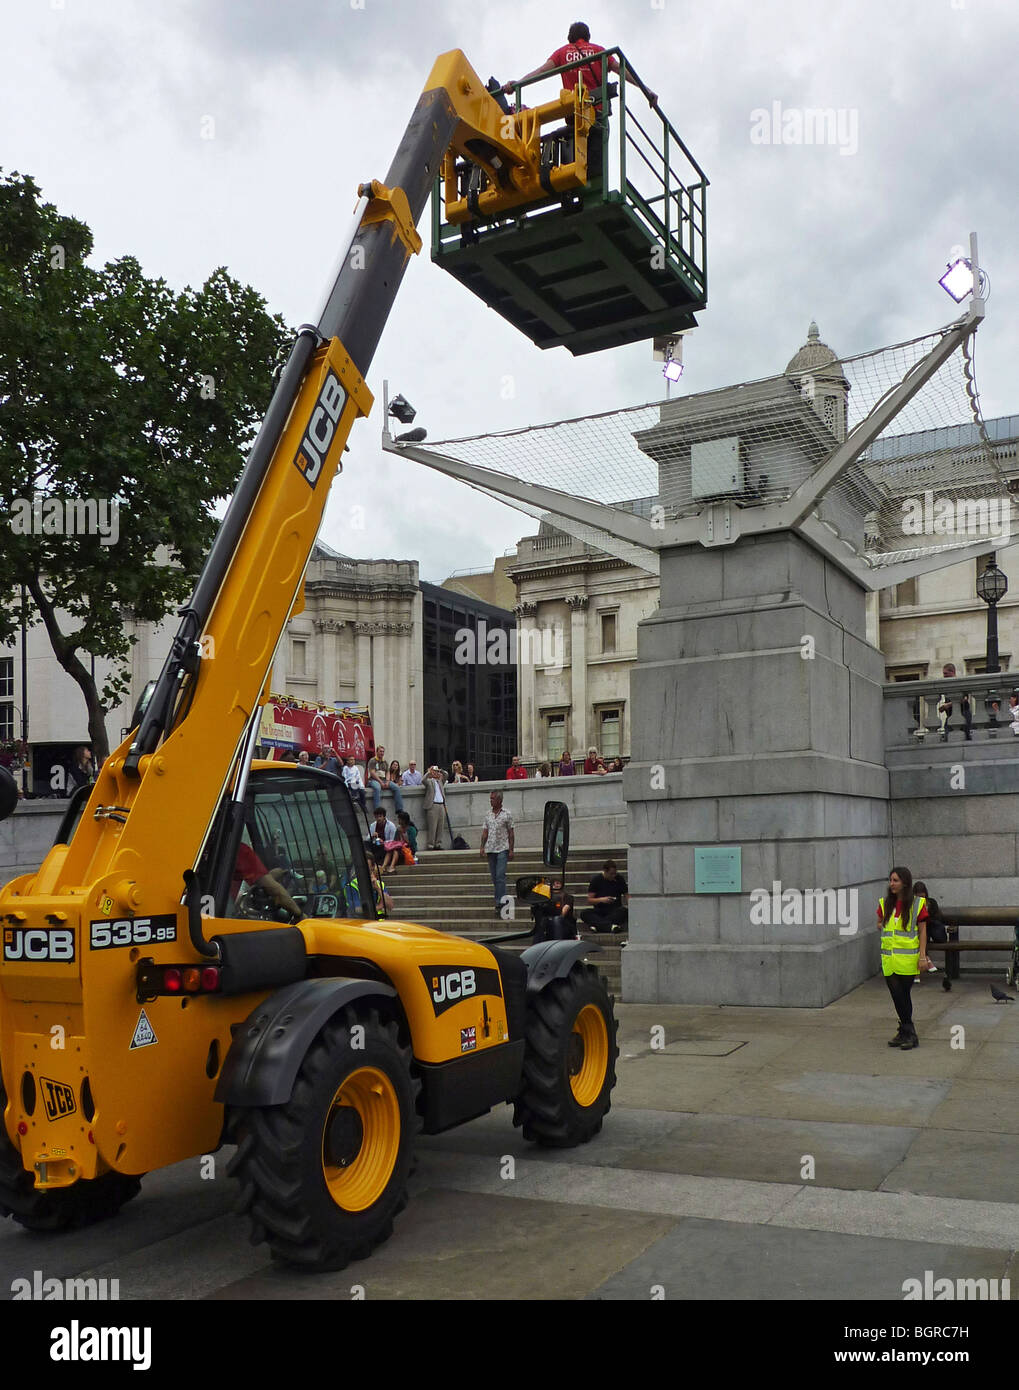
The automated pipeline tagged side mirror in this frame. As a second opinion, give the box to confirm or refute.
[0,765,19,823]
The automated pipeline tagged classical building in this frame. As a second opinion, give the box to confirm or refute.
[505,519,659,764]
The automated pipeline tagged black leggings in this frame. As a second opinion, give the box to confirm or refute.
[885,973,915,1032]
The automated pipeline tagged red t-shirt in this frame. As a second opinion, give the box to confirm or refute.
[506,765,529,779]
[231,842,267,898]
[549,41,607,95]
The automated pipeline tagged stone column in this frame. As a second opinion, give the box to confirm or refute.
[354,623,373,711]
[622,530,890,1007]
[566,595,589,758]
[314,618,345,704]
[514,602,537,760]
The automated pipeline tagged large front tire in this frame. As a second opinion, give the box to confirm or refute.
[228,1007,420,1271]
[512,964,618,1147]
[0,1084,141,1232]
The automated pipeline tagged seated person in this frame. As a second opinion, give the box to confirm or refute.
[397,811,418,857]
[366,808,397,866]
[579,859,628,932]
[231,838,302,920]
[531,877,576,943]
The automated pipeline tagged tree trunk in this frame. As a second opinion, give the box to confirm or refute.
[24,573,111,764]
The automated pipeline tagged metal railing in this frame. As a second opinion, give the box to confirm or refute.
[441,47,708,298]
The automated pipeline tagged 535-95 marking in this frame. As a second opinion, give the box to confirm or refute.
[90,916,177,950]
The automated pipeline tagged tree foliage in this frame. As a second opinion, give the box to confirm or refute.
[0,169,292,760]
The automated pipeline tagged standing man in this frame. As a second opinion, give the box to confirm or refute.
[422,765,447,851]
[342,755,367,813]
[579,859,629,932]
[503,23,657,111]
[480,790,515,917]
[506,755,528,780]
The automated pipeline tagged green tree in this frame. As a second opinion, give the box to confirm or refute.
[0,169,291,764]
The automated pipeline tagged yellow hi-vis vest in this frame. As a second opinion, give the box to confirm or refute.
[879,895,926,976]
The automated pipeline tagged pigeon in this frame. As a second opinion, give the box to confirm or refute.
[990,985,1014,1003]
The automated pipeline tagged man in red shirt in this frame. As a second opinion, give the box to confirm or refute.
[231,838,302,919]
[505,755,529,780]
[503,22,657,110]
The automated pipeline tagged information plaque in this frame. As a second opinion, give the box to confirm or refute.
[694,846,742,894]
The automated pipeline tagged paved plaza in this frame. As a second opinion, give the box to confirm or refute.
[1,972,1016,1302]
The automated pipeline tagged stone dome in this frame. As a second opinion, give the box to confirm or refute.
[785,320,842,378]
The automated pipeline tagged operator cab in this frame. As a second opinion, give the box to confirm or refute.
[200,764,383,925]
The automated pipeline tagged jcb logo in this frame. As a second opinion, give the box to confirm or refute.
[2,928,75,962]
[433,969,475,1005]
[293,369,346,488]
[40,1077,76,1121]
[420,964,502,1017]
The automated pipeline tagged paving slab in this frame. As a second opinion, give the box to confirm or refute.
[612,1053,745,1111]
[589,1218,1014,1301]
[207,1189,676,1301]
[880,1128,1019,1204]
[699,1069,952,1125]
[926,1078,1019,1135]
[419,1104,688,1169]
[624,1114,918,1191]
[957,1041,1019,1081]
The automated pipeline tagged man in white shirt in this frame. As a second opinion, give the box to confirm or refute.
[342,756,367,813]
[480,789,515,916]
[401,760,424,787]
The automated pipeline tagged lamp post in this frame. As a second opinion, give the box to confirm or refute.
[976,557,1008,673]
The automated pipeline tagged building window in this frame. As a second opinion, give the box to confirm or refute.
[546,713,566,762]
[0,704,13,741]
[0,657,12,699]
[884,664,928,682]
[601,612,617,654]
[966,656,1011,674]
[600,708,621,758]
[292,639,307,678]
[894,578,918,607]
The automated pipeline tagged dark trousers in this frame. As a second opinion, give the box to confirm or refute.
[580,904,628,931]
[885,973,916,1034]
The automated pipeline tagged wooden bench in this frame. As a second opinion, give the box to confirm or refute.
[925,908,1019,988]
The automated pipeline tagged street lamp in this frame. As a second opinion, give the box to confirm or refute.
[976,557,1008,673]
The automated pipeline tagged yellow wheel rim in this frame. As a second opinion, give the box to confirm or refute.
[569,1004,609,1107]
[321,1066,401,1212]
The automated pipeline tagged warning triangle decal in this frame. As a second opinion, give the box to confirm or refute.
[130,1010,157,1050]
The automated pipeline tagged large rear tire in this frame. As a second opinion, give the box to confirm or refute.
[228,1007,420,1271]
[512,963,618,1147]
[0,1084,142,1232]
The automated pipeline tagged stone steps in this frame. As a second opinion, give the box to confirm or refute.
[381,847,628,993]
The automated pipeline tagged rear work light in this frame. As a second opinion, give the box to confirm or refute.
[136,960,221,1003]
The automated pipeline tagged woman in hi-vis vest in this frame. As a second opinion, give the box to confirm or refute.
[878,867,930,1049]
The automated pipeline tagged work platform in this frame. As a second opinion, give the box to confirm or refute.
[431,50,708,356]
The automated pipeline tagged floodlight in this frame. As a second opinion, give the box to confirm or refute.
[939,258,975,303]
[663,358,684,382]
[388,394,416,424]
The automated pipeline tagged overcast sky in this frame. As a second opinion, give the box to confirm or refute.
[3,0,1016,583]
